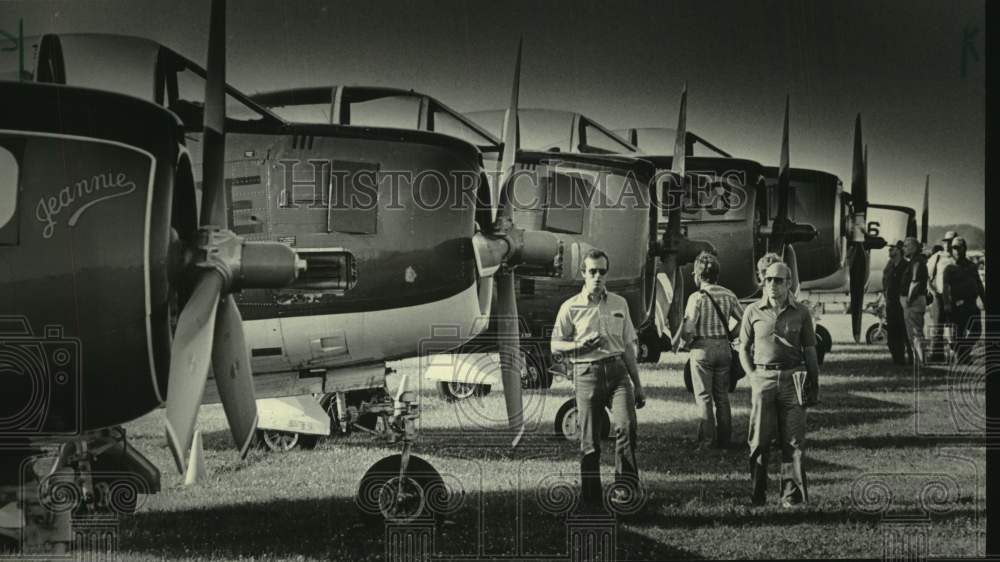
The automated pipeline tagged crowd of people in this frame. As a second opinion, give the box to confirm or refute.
[552,249,819,511]
[550,237,984,514]
[882,230,986,365]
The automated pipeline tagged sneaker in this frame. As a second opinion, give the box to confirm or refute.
[781,498,802,509]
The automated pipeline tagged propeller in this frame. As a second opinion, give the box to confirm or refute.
[495,37,525,442]
[921,175,929,245]
[652,84,714,338]
[846,113,868,343]
[164,0,303,473]
[765,95,815,295]
[469,38,562,446]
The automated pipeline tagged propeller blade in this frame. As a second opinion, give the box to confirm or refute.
[496,37,523,222]
[671,82,687,178]
[661,83,687,278]
[848,242,867,343]
[783,243,801,297]
[776,95,790,225]
[164,271,224,473]
[921,175,929,245]
[212,295,258,458]
[200,0,228,228]
[494,269,525,444]
[850,114,867,242]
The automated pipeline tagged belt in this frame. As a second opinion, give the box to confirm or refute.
[575,355,622,366]
[755,364,791,371]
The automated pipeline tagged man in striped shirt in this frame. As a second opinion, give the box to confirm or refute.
[675,252,743,449]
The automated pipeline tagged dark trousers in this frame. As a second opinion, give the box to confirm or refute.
[926,296,950,361]
[951,303,982,363]
[574,357,638,504]
[747,369,807,505]
[886,298,909,364]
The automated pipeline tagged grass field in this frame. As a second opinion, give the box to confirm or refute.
[105,313,985,561]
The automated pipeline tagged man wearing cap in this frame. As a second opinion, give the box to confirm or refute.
[942,236,985,363]
[738,262,820,507]
[926,231,958,361]
[552,248,646,509]
[883,241,911,364]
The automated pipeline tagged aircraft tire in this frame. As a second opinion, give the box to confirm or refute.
[256,429,299,452]
[553,398,611,442]
[637,326,662,364]
[865,322,888,345]
[815,324,832,365]
[357,454,447,522]
[437,381,490,401]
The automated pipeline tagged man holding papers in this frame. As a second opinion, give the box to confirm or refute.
[738,262,821,508]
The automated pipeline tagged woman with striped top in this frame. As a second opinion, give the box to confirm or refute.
[675,252,744,449]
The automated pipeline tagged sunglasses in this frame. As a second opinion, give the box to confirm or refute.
[585,268,608,276]
[764,277,786,284]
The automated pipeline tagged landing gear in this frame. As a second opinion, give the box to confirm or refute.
[866,322,887,345]
[553,398,611,442]
[520,350,555,389]
[320,390,385,436]
[356,374,448,522]
[814,323,832,365]
[357,454,443,521]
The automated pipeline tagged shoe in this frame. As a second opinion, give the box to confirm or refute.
[781,498,802,509]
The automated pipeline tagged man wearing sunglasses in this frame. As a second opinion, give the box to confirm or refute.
[552,248,646,510]
[738,262,820,508]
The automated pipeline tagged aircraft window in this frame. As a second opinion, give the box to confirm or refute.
[0,35,37,81]
[580,121,636,154]
[0,145,17,236]
[430,107,499,152]
[542,172,593,234]
[343,95,421,129]
[465,110,575,152]
[268,103,333,124]
[169,64,273,128]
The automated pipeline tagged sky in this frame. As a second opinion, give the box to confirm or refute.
[2,0,986,227]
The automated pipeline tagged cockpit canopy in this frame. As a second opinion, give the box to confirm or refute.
[5,33,281,130]
[465,109,640,156]
[612,127,732,158]
[251,86,501,154]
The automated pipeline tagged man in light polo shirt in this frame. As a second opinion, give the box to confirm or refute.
[926,230,957,361]
[552,248,646,508]
[738,262,820,508]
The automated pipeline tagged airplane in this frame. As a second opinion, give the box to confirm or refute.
[0,0,307,551]
[616,95,820,360]
[252,45,667,412]
[761,124,925,344]
[2,2,568,543]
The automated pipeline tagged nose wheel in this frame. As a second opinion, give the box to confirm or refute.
[357,453,444,521]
